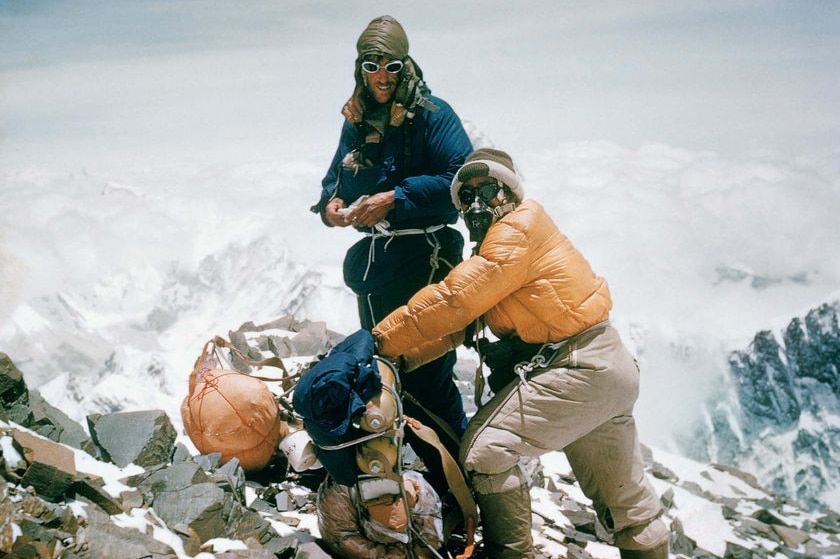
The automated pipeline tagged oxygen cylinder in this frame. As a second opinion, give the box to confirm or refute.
[356,436,398,476]
[358,360,398,433]
[278,428,322,472]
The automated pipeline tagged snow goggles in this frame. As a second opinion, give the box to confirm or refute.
[458,181,500,207]
[360,59,405,74]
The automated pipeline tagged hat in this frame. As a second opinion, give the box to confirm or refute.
[356,15,409,60]
[451,148,524,208]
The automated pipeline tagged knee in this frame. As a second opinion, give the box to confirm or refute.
[469,466,526,496]
[459,428,520,477]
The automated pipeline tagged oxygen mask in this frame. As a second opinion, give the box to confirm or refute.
[459,180,505,245]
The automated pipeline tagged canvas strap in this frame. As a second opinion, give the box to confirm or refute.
[201,336,298,394]
[404,416,476,559]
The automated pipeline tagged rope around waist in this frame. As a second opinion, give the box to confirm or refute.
[363,222,447,239]
[359,223,455,285]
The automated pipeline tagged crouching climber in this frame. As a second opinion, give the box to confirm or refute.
[317,471,444,558]
[373,148,670,559]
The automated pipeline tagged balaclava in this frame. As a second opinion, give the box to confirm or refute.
[450,148,524,245]
[356,15,409,62]
[354,15,436,132]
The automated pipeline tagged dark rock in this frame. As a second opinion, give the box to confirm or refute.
[565,542,595,559]
[729,330,800,431]
[152,482,229,543]
[262,534,299,557]
[771,524,810,549]
[691,547,721,559]
[737,517,780,542]
[815,511,840,533]
[87,409,176,468]
[804,541,840,557]
[290,321,332,356]
[119,488,145,510]
[225,505,278,545]
[751,508,789,527]
[9,537,59,558]
[27,389,96,456]
[214,456,247,503]
[19,493,64,527]
[214,547,277,559]
[12,429,76,502]
[70,476,123,515]
[20,460,75,502]
[132,461,209,500]
[18,517,69,544]
[0,353,32,425]
[248,497,277,514]
[685,301,840,512]
[721,504,739,520]
[275,489,293,512]
[196,451,223,471]
[711,464,763,491]
[650,460,679,482]
[725,540,766,559]
[786,304,840,398]
[83,516,178,558]
[668,518,698,557]
[670,531,697,557]
[171,442,193,463]
[560,508,597,535]
[563,526,599,546]
[661,487,675,510]
[174,526,203,557]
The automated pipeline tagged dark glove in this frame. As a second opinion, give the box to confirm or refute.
[462,321,478,349]
[477,338,516,394]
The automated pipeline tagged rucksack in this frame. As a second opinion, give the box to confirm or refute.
[181,337,290,472]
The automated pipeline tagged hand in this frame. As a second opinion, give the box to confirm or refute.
[325,197,351,227]
[345,191,395,228]
[477,338,513,371]
[478,338,517,394]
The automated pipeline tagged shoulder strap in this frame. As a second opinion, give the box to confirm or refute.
[210,336,296,393]
[404,416,476,559]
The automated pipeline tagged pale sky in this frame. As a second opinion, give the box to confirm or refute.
[2,0,839,172]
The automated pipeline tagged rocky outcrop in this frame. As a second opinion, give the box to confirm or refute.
[682,301,840,512]
[1,353,96,456]
[3,315,840,558]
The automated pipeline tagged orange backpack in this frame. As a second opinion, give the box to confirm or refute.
[181,337,291,471]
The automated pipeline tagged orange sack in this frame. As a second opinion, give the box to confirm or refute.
[181,340,288,471]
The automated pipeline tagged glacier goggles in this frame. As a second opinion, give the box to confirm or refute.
[360,59,405,74]
[458,180,501,208]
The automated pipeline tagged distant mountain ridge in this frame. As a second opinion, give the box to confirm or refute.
[681,300,840,512]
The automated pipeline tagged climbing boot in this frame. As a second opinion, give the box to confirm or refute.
[619,541,669,559]
[474,483,534,559]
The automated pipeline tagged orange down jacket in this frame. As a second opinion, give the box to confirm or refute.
[373,199,612,370]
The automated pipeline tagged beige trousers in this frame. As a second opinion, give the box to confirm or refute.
[461,324,663,541]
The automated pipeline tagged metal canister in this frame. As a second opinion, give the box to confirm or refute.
[358,360,398,433]
[356,436,398,476]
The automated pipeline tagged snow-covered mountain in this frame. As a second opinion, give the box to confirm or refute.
[1,233,356,433]
[680,300,840,512]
